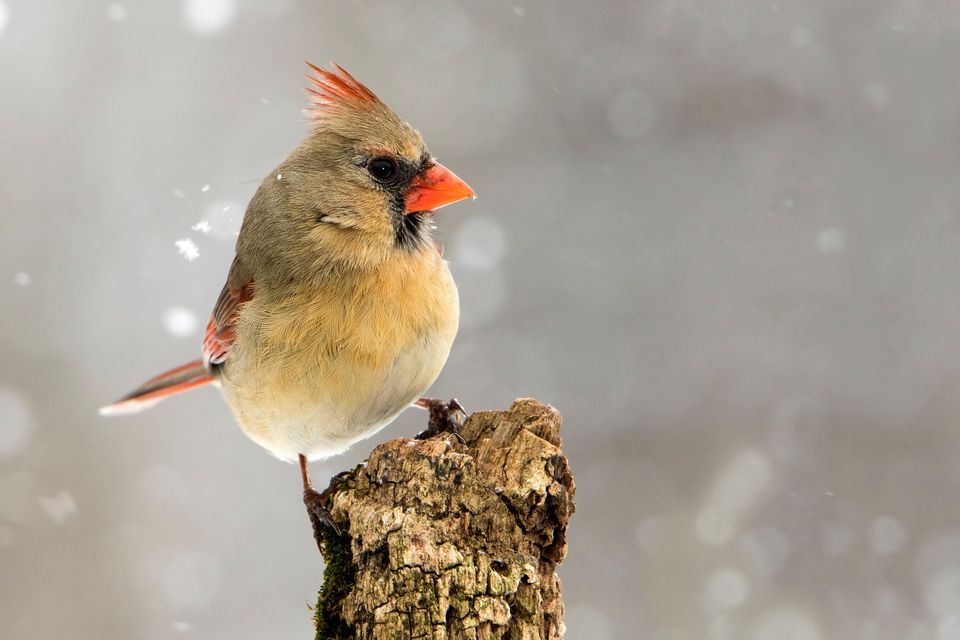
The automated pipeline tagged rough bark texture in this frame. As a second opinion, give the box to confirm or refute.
[314,398,575,640]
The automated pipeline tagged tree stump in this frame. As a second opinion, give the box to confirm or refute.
[313,398,576,640]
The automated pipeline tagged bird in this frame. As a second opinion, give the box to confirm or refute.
[100,63,475,537]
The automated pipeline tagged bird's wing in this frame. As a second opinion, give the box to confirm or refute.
[202,256,255,367]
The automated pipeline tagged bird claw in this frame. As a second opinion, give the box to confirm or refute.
[299,454,351,549]
[415,397,467,443]
[304,486,341,547]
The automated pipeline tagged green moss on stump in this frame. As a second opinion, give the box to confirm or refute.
[314,529,356,640]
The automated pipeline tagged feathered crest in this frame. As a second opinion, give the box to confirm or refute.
[304,62,382,120]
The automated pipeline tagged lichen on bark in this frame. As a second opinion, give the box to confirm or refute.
[313,398,575,639]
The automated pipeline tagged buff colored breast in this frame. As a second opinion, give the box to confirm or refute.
[219,251,459,461]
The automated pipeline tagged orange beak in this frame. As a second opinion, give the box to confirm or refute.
[404,162,476,214]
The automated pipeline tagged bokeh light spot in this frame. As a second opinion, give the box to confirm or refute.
[163,307,199,338]
[182,0,235,35]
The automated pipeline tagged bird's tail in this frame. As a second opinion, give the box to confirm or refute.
[99,360,214,416]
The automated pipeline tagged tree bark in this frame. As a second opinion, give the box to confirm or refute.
[313,398,576,640]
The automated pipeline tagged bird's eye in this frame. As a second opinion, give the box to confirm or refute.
[368,157,397,181]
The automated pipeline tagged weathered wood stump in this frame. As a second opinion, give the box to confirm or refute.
[314,398,575,640]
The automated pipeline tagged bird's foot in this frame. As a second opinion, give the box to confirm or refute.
[415,397,466,443]
[300,455,350,550]
[303,486,340,546]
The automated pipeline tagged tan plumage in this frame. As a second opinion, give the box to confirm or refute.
[224,246,459,460]
[102,64,474,467]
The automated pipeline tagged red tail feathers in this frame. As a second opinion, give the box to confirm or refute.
[99,360,214,416]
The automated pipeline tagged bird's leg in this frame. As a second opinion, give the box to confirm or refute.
[299,454,341,549]
[414,397,466,442]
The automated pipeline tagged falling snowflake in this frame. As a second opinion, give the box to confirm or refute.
[175,238,200,261]
[191,219,212,234]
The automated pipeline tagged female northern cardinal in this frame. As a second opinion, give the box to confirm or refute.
[101,63,475,533]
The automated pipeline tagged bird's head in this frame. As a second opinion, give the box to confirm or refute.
[263,63,474,270]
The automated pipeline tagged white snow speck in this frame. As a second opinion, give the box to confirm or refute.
[173,188,186,199]
[817,227,846,254]
[106,4,127,21]
[191,219,211,234]
[38,491,77,525]
[0,2,9,37]
[163,307,198,337]
[512,5,525,17]
[182,0,235,34]
[175,238,200,261]
[200,183,210,192]
[607,90,656,139]
[172,622,193,632]
[259,97,271,104]
[203,200,241,241]
[0,386,33,458]
[12,272,31,287]
[454,217,506,271]
[161,551,222,607]
[276,173,283,181]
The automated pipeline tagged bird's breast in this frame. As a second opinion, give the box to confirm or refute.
[219,254,459,460]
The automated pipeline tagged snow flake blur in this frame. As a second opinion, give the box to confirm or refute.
[182,0,235,35]
[175,238,200,261]
[163,307,198,337]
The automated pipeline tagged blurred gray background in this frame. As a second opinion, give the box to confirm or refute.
[3,1,960,638]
